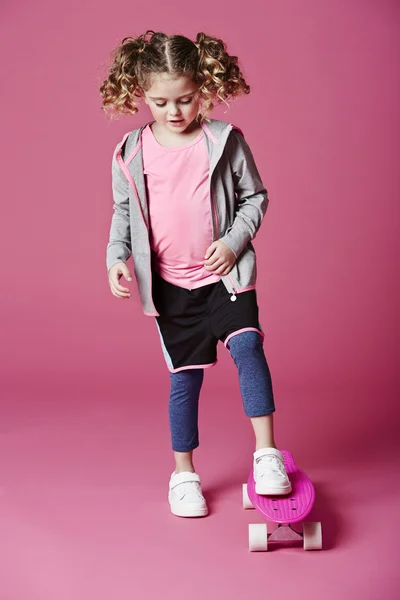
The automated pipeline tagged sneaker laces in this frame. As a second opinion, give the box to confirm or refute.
[256,454,287,479]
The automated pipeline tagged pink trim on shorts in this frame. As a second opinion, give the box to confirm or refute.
[224,328,265,348]
[168,361,218,374]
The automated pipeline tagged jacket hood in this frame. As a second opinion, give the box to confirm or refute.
[116,118,243,173]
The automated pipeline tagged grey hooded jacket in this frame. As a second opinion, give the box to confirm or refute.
[106,118,269,316]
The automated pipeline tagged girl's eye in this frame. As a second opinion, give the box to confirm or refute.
[155,99,193,108]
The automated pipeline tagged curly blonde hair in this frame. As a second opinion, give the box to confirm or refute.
[99,30,250,124]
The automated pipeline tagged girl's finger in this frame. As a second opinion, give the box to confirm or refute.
[206,258,224,271]
[215,262,229,274]
[204,253,221,266]
[111,278,130,292]
[110,281,130,297]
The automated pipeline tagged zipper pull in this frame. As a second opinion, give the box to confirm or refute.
[227,274,237,301]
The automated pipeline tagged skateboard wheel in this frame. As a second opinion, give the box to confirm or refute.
[303,522,322,550]
[242,484,254,509]
[249,524,268,552]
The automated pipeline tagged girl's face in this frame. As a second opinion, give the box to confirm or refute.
[143,74,201,132]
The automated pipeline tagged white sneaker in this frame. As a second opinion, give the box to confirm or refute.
[168,471,208,517]
[253,448,292,495]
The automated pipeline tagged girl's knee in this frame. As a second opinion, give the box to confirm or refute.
[227,330,263,357]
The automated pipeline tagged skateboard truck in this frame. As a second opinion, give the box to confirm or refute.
[247,520,322,551]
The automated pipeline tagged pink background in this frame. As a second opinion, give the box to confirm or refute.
[1,0,399,598]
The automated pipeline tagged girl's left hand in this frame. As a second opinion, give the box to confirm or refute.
[204,241,236,275]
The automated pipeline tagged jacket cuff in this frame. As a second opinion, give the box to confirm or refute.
[219,222,252,258]
[106,244,131,273]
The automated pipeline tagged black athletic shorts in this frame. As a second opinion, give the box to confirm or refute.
[152,270,264,373]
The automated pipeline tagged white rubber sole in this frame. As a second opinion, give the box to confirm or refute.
[255,482,292,495]
[170,505,209,518]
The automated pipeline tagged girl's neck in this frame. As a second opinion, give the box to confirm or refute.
[150,120,203,148]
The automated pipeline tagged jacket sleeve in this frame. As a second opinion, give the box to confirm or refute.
[106,143,132,273]
[219,128,269,258]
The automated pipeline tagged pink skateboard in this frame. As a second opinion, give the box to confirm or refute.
[243,449,322,551]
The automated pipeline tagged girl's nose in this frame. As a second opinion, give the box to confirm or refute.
[169,105,182,117]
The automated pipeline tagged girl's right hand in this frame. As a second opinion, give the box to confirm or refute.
[108,262,132,299]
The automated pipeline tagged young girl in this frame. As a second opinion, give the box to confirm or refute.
[100,30,292,518]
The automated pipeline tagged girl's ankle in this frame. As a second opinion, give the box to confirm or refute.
[174,466,195,474]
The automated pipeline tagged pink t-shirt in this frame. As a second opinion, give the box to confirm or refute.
[142,123,221,289]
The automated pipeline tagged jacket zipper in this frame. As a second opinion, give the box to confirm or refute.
[116,148,159,316]
[227,273,237,301]
[210,186,237,302]
[208,125,238,302]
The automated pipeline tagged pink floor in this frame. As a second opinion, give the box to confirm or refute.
[0,376,398,600]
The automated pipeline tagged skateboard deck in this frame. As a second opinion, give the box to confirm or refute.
[243,449,322,551]
[247,449,315,523]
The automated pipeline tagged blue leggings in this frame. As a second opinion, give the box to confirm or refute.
[168,331,275,452]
